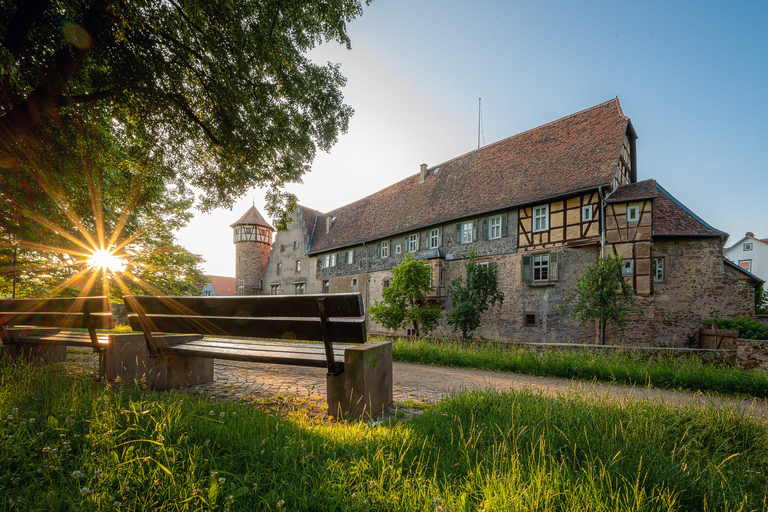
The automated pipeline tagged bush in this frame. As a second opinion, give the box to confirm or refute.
[703,316,768,340]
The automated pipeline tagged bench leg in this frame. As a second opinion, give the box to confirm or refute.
[327,341,393,421]
[1,342,67,364]
[106,333,213,390]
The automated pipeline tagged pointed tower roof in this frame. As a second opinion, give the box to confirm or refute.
[230,205,274,230]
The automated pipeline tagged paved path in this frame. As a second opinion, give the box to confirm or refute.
[67,349,768,419]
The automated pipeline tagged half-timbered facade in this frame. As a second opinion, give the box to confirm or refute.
[262,99,761,346]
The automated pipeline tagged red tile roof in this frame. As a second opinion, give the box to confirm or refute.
[308,98,633,254]
[608,180,725,238]
[207,275,236,296]
[231,206,274,230]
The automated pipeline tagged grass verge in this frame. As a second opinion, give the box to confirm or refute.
[390,337,768,398]
[1,360,767,511]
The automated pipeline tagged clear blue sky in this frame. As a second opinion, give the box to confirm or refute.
[177,0,768,277]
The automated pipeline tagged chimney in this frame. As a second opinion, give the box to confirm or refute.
[746,232,755,238]
[419,163,428,183]
[326,216,332,233]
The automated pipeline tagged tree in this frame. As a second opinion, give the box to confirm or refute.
[0,0,368,226]
[368,254,442,337]
[445,249,504,340]
[559,254,643,344]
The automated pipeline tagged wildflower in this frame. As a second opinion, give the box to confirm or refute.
[29,418,35,424]
[209,411,214,416]
[121,483,130,492]
[433,498,441,505]
[369,480,377,489]
[232,412,237,416]
[42,447,51,453]
[211,471,218,478]
[218,477,226,485]
[12,408,18,413]
[113,502,121,507]
[94,470,104,479]
[227,495,235,503]
[157,435,165,442]
[277,500,285,508]
[435,507,443,512]
[6,415,12,420]
[80,487,95,496]
[220,412,226,418]
[71,471,83,479]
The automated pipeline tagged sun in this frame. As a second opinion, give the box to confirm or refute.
[87,248,126,273]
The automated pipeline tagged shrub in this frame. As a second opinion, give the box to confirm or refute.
[703,316,768,340]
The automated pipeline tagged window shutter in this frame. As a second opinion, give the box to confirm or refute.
[416,233,421,251]
[472,220,478,242]
[456,223,461,243]
[317,258,322,269]
[438,227,443,247]
[378,243,382,258]
[521,255,532,283]
[550,252,559,281]
[482,218,488,241]
[502,214,508,238]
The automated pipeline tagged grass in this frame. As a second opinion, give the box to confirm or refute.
[390,337,768,399]
[1,360,767,511]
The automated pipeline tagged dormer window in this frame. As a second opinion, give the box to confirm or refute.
[743,242,753,251]
[627,206,640,222]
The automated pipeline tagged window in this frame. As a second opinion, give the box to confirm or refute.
[235,228,240,235]
[347,250,354,264]
[324,254,330,268]
[744,243,753,251]
[429,229,440,249]
[489,216,502,239]
[270,284,279,295]
[277,263,282,275]
[383,279,390,288]
[295,260,301,272]
[408,234,418,252]
[461,222,473,244]
[622,259,635,276]
[533,205,549,232]
[294,283,305,294]
[352,278,358,286]
[653,257,665,283]
[381,241,390,258]
[739,260,752,272]
[293,241,300,250]
[439,270,444,287]
[627,205,640,222]
[395,244,402,255]
[330,254,337,267]
[524,313,536,327]
[521,252,559,283]
[280,244,285,252]
[582,205,593,222]
[322,280,330,293]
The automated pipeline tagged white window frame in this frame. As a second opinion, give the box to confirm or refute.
[532,253,549,282]
[653,257,665,283]
[533,205,549,232]
[322,280,329,293]
[381,241,390,258]
[294,283,305,295]
[461,222,473,244]
[429,229,439,249]
[395,244,402,255]
[739,259,752,272]
[270,284,280,295]
[323,255,330,268]
[295,260,301,272]
[330,254,337,267]
[582,205,593,222]
[743,242,753,251]
[489,216,502,240]
[622,259,635,276]
[347,250,354,264]
[627,205,640,222]
[408,234,418,252]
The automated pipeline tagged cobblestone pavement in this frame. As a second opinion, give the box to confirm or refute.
[66,349,768,420]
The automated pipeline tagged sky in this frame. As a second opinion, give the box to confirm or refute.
[176,0,768,278]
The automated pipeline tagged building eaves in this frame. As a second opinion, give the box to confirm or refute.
[724,259,764,283]
[652,183,726,238]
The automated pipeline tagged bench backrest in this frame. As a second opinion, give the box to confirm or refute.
[0,297,113,349]
[124,293,367,372]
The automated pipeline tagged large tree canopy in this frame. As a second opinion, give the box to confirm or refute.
[0,0,365,219]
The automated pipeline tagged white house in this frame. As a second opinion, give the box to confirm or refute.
[725,233,768,282]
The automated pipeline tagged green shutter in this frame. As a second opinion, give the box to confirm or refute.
[521,255,532,283]
[438,227,443,247]
[550,252,559,281]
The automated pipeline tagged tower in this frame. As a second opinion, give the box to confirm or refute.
[231,206,274,295]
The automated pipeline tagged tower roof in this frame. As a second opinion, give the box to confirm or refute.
[230,206,274,230]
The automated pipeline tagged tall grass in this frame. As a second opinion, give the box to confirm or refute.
[391,337,768,398]
[1,360,767,510]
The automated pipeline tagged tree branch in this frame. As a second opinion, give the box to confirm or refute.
[167,93,220,145]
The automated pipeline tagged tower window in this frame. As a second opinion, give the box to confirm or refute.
[277,263,282,275]
[294,241,300,249]
[295,260,301,272]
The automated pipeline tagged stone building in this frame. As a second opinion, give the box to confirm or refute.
[231,206,274,296]
[263,99,762,345]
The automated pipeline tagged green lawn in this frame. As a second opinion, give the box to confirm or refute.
[1,360,767,511]
[390,337,768,399]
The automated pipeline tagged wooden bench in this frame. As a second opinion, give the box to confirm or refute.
[0,296,114,377]
[120,293,392,420]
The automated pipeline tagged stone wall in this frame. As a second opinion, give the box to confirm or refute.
[736,339,768,371]
[612,238,757,346]
[262,207,317,295]
[234,240,271,295]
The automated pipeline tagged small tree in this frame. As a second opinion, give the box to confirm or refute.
[559,254,643,344]
[368,253,442,337]
[446,249,504,340]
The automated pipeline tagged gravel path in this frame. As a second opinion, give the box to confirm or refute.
[66,349,768,420]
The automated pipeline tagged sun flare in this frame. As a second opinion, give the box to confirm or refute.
[87,249,126,273]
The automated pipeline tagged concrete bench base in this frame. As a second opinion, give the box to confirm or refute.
[1,341,67,364]
[105,333,213,390]
[327,340,393,421]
